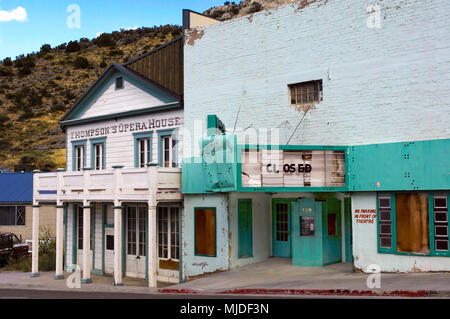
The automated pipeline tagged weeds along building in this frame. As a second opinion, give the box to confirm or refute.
[31,37,187,285]
[181,0,450,278]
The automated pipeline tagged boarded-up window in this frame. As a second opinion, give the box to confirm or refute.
[395,193,430,254]
[195,208,216,256]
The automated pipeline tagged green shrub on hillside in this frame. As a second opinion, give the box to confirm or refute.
[73,56,90,69]
[17,66,32,77]
[50,104,66,112]
[95,33,116,47]
[66,41,81,52]
[2,57,13,67]
[40,44,52,55]
[14,55,35,68]
[0,67,14,76]
[248,1,262,13]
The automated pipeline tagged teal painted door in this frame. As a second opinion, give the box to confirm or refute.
[292,198,323,266]
[272,199,295,258]
[344,197,353,263]
[238,199,253,258]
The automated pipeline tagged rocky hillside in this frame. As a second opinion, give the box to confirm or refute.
[0,25,181,171]
[203,0,301,20]
[0,0,291,172]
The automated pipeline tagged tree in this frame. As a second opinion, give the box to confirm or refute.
[66,40,81,52]
[2,57,13,67]
[40,44,52,54]
[95,33,116,47]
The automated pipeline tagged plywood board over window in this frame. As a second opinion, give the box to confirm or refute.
[195,208,216,257]
[395,193,430,254]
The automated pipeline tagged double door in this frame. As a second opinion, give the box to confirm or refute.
[126,205,147,278]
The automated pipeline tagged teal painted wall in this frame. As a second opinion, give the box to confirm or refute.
[291,198,342,266]
[348,139,450,192]
[182,138,450,194]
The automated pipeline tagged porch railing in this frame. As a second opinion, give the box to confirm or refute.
[34,167,182,203]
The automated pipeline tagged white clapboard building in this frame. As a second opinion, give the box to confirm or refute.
[31,37,186,287]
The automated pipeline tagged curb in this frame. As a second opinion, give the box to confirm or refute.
[159,287,439,298]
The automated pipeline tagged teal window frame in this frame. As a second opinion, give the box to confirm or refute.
[115,77,124,90]
[90,137,106,170]
[72,140,87,171]
[377,192,450,257]
[157,128,178,168]
[194,207,217,257]
[133,131,153,168]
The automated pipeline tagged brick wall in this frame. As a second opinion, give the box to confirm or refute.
[184,0,450,156]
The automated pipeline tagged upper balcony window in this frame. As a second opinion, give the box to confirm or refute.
[75,145,84,171]
[94,143,105,170]
[158,129,177,168]
[138,138,151,168]
[115,77,124,90]
[289,80,323,105]
[90,137,106,170]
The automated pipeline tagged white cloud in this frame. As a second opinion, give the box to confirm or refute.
[0,6,27,22]
[120,25,138,31]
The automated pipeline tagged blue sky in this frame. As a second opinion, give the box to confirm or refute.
[0,0,224,60]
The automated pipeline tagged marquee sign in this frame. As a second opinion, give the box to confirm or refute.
[240,149,346,188]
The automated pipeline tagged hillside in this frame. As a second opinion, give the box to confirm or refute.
[203,0,301,20]
[0,25,181,171]
[0,0,288,172]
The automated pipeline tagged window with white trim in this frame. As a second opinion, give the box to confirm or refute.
[158,206,179,260]
[162,135,176,168]
[93,143,104,170]
[138,138,151,168]
[75,145,84,171]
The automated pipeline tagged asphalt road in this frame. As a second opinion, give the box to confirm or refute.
[0,288,296,299]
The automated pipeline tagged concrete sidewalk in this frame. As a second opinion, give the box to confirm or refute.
[1,258,450,297]
[0,270,160,295]
[160,258,450,297]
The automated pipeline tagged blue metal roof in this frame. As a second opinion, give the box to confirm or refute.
[0,172,33,203]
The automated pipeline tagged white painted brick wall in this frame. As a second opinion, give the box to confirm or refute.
[184,0,450,157]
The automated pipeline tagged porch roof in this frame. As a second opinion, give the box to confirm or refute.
[0,172,33,204]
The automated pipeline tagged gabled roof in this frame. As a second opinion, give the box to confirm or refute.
[0,172,33,204]
[60,62,182,125]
